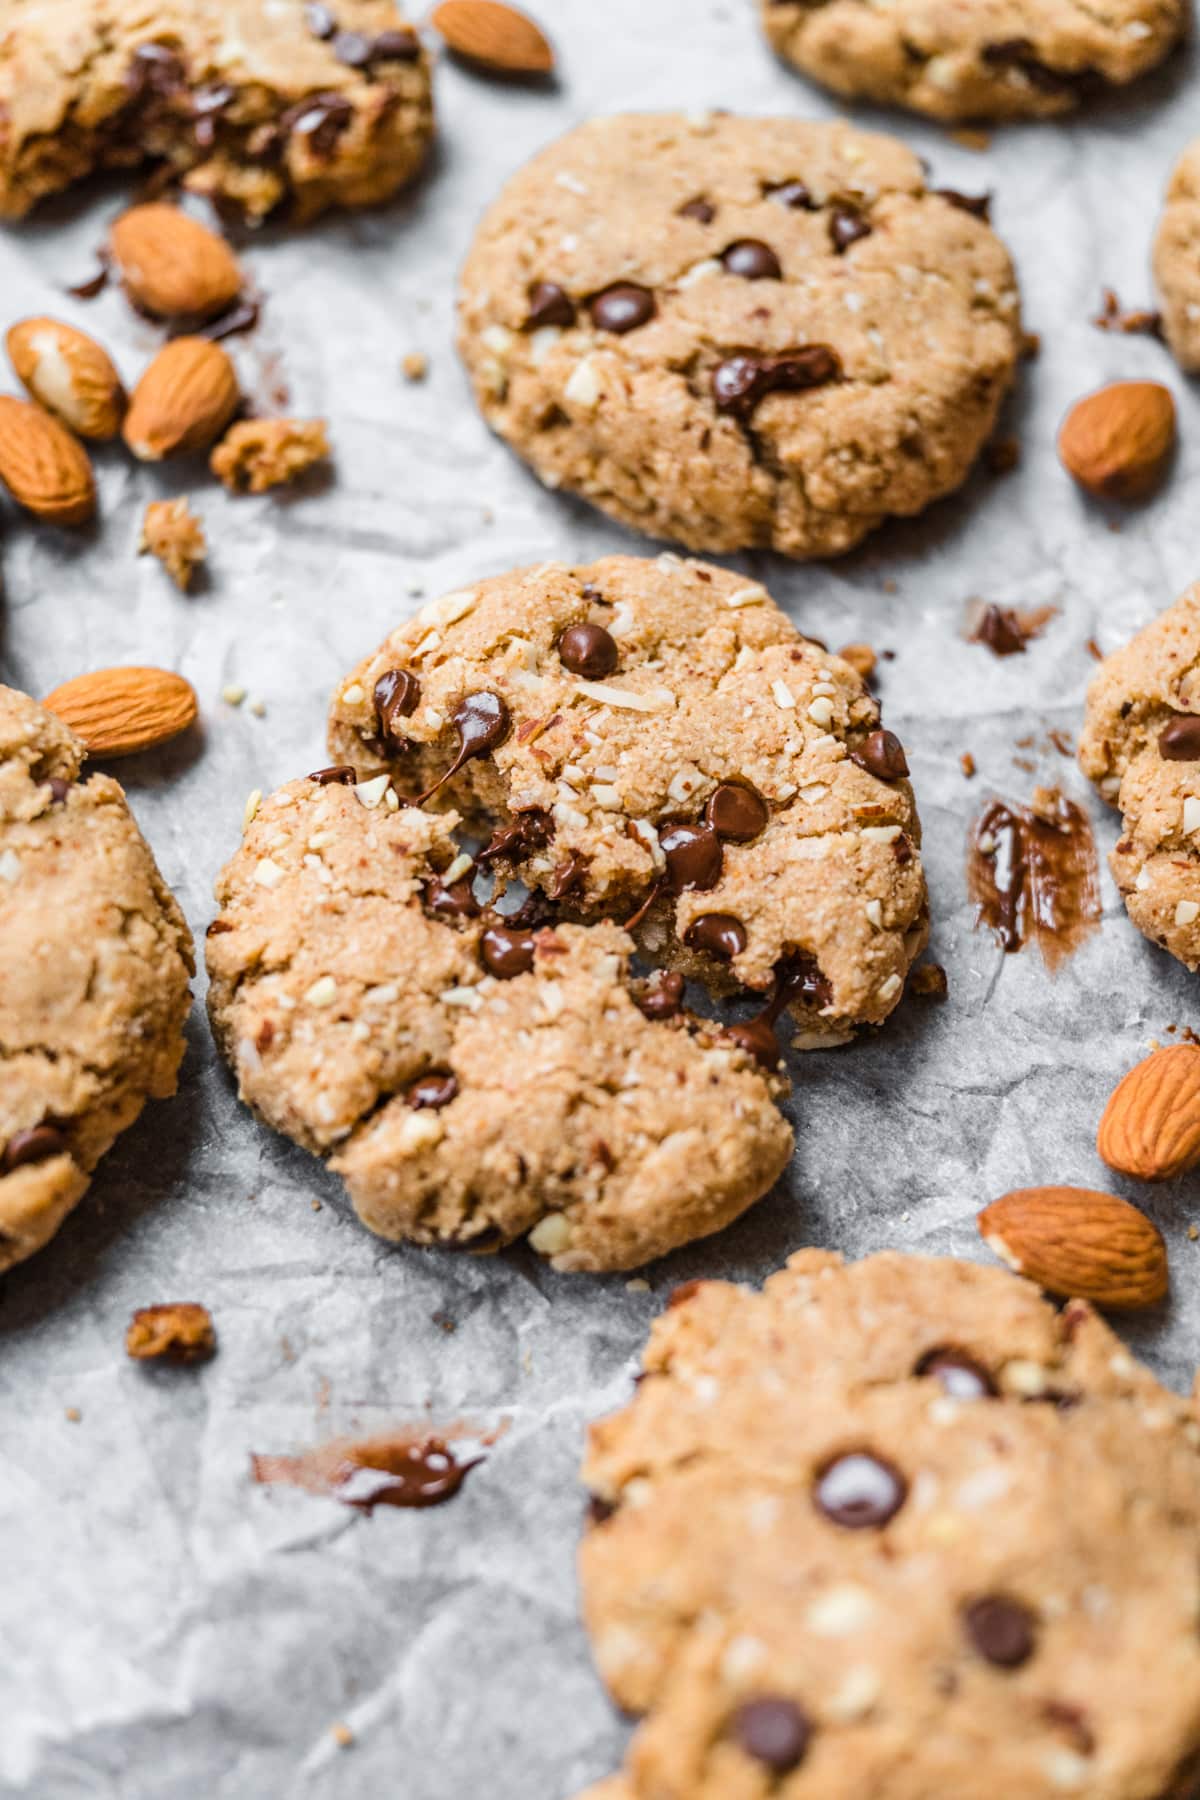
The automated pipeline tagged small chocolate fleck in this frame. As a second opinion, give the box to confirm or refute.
[766,179,813,209]
[407,1071,458,1111]
[2,1124,67,1172]
[1159,715,1200,761]
[850,728,909,783]
[374,669,421,747]
[934,188,992,221]
[964,1596,1037,1668]
[733,1697,811,1773]
[678,197,715,223]
[721,238,782,281]
[526,281,575,329]
[558,622,618,679]
[308,764,357,785]
[659,822,723,892]
[684,912,746,961]
[915,1348,996,1399]
[725,1016,781,1068]
[705,781,769,843]
[814,1451,907,1528]
[589,283,656,334]
[480,924,536,979]
[830,206,872,253]
[972,604,1028,658]
[711,346,840,419]
[636,971,685,1021]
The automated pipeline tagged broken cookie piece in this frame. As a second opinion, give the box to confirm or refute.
[126,1302,216,1363]
[211,418,330,493]
[139,497,207,589]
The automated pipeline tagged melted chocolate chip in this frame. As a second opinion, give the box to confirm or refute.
[721,239,782,281]
[417,692,511,804]
[480,924,536,979]
[776,951,833,1012]
[1159,715,1200,761]
[733,1697,811,1773]
[526,281,575,329]
[849,728,909,783]
[964,1596,1037,1668]
[372,27,421,60]
[935,188,993,221]
[684,912,746,960]
[3,1124,67,1172]
[308,764,357,785]
[915,1348,997,1400]
[678,197,715,223]
[374,669,421,748]
[127,42,185,102]
[548,851,587,899]
[281,91,354,157]
[253,1437,474,1511]
[659,822,723,892]
[830,207,872,253]
[711,346,841,418]
[814,1451,907,1528]
[589,283,656,334]
[766,179,814,209]
[705,781,768,843]
[558,622,618,679]
[407,1071,458,1110]
[478,808,553,863]
[426,877,480,920]
[636,971,685,1020]
[305,2,336,37]
[725,1016,781,1068]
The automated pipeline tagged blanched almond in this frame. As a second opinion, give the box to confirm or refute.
[123,338,240,461]
[6,318,124,440]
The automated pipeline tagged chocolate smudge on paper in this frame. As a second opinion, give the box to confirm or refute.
[967,788,1100,971]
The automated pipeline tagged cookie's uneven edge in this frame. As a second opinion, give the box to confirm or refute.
[0,687,194,1272]
[1154,139,1200,373]
[0,0,434,222]
[328,555,928,1045]
[760,0,1185,122]
[456,112,1022,559]
[205,778,794,1274]
[1079,582,1200,968]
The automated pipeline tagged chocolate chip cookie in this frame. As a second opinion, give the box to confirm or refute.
[326,556,928,1046]
[761,0,1185,122]
[0,687,194,1273]
[579,1250,1200,1799]
[0,0,433,222]
[1079,582,1200,970]
[205,784,792,1272]
[457,114,1022,559]
[1154,140,1200,372]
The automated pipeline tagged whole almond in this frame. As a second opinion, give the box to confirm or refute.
[979,1185,1168,1309]
[109,203,243,321]
[1058,379,1176,501]
[43,666,197,758]
[431,0,554,72]
[6,318,124,440]
[1098,1043,1200,1181]
[123,338,240,461]
[0,395,95,525]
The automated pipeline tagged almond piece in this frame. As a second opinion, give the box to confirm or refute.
[431,0,554,72]
[1058,379,1176,501]
[6,317,124,440]
[1098,1043,1200,1181]
[110,203,243,321]
[979,1185,1168,1309]
[0,395,96,525]
[43,666,198,758]
[123,338,240,461]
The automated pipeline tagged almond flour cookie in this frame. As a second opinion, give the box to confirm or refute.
[1079,583,1200,969]
[327,556,928,1047]
[456,114,1022,560]
[1154,140,1200,372]
[0,687,194,1273]
[761,0,1185,122]
[578,1250,1200,1800]
[0,0,432,222]
[205,782,792,1272]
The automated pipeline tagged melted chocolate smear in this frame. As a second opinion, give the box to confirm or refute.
[175,296,260,342]
[659,822,723,893]
[967,791,1100,971]
[308,764,357,785]
[724,951,832,1068]
[635,971,685,1021]
[548,851,587,899]
[969,602,1055,658]
[251,1434,479,1512]
[477,808,553,864]
[416,692,510,805]
[67,257,110,300]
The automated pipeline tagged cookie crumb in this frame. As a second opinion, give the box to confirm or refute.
[331,1723,354,1749]
[960,751,977,779]
[1093,288,1162,338]
[1190,1225,1199,1242]
[222,684,247,707]
[837,642,876,682]
[125,1302,216,1364]
[625,1277,651,1292]
[950,127,991,151]
[211,418,330,494]
[139,497,206,590]
[910,963,948,1000]
[984,436,1020,476]
[402,351,429,381]
[64,1406,81,1422]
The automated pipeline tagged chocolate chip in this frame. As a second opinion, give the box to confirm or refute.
[374,669,421,747]
[766,179,813,209]
[3,1124,67,1172]
[526,281,575,329]
[935,188,992,221]
[333,29,372,65]
[426,877,480,920]
[308,764,357,785]
[972,603,1028,657]
[915,1348,996,1399]
[305,2,337,38]
[589,283,656,334]
[586,1494,616,1525]
[684,913,746,960]
[964,1596,1037,1668]
[636,971,685,1020]
[776,952,832,1012]
[478,808,553,863]
[407,1071,458,1110]
[370,27,421,60]
[849,728,909,782]
[558,622,618,679]
[814,1451,907,1528]
[705,781,768,843]
[480,924,536,979]
[1160,715,1200,761]
[830,207,872,253]
[417,691,511,805]
[725,1016,780,1068]
[282,91,354,158]
[659,822,723,892]
[678,197,715,223]
[711,346,841,419]
[548,851,587,899]
[733,1697,811,1772]
[721,239,782,281]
